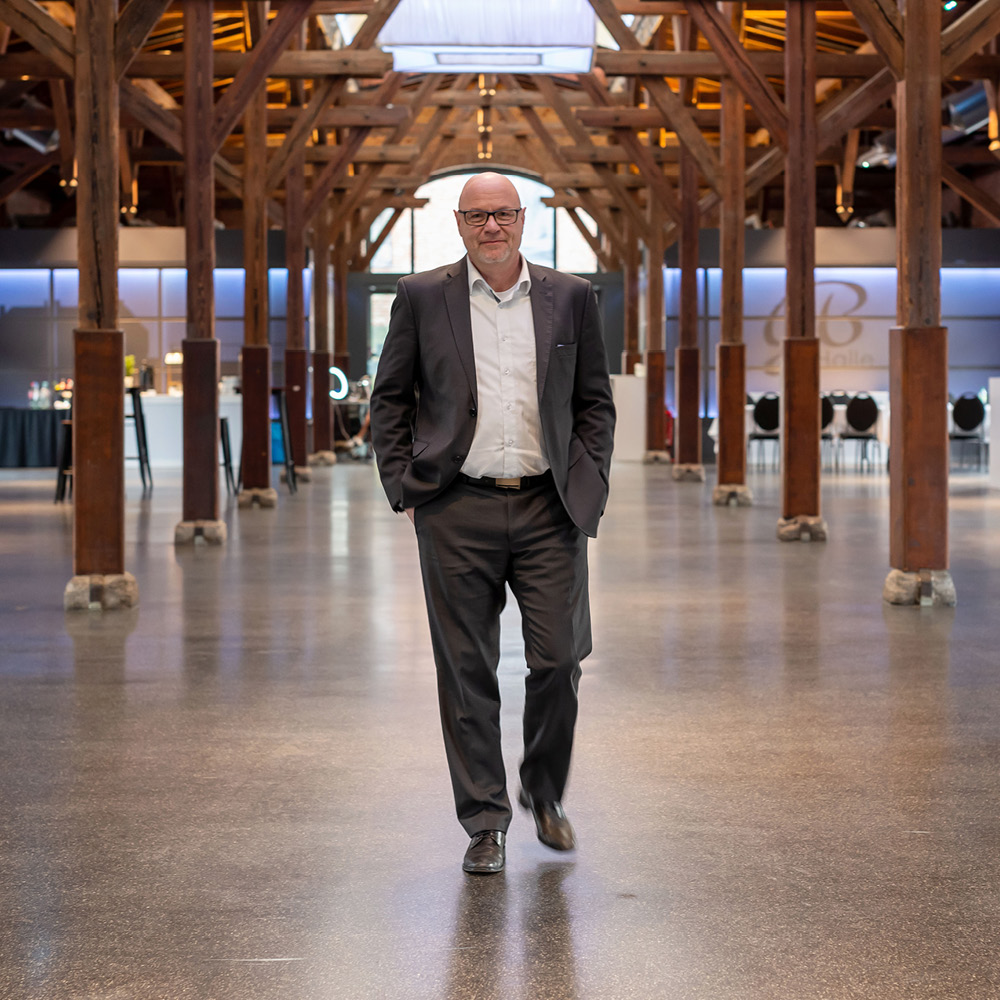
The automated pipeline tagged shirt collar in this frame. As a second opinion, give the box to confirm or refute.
[467,255,531,301]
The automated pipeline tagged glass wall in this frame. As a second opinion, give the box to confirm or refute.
[0,268,310,406]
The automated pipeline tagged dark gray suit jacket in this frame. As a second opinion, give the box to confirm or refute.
[370,257,616,537]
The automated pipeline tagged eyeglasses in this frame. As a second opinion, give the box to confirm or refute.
[456,208,524,227]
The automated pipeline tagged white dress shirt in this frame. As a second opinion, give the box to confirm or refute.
[461,256,549,479]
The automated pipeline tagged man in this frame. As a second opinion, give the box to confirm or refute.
[370,172,615,875]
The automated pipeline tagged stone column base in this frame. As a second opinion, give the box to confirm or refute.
[174,519,227,545]
[281,466,312,484]
[643,450,672,464]
[672,463,706,482]
[64,572,139,611]
[777,514,828,542]
[713,484,754,507]
[883,568,957,607]
[237,487,278,509]
[308,450,338,467]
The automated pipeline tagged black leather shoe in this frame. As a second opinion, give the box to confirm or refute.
[518,789,576,851]
[462,830,506,874]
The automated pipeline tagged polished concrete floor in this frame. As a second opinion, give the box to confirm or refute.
[2,459,1000,1000]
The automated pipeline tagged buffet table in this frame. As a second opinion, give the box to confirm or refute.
[0,407,63,467]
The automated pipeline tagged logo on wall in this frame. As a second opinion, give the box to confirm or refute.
[762,282,876,371]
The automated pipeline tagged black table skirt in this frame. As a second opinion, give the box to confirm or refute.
[0,408,64,467]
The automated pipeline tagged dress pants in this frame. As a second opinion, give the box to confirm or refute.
[414,474,591,836]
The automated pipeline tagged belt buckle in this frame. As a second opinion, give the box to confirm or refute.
[494,477,521,489]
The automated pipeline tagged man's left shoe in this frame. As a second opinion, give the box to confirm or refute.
[518,789,576,851]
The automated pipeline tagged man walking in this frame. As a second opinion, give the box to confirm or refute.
[370,172,615,874]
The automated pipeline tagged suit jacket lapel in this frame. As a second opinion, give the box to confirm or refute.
[443,257,477,403]
[528,263,554,401]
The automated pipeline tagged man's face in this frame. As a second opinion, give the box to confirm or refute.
[455,176,525,272]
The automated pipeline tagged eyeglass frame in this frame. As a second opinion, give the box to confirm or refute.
[455,207,524,227]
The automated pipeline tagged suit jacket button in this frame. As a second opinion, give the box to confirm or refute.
[469,408,477,416]
[452,455,464,463]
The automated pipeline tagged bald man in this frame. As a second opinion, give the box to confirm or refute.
[370,172,615,874]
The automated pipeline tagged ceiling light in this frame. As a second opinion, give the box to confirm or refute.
[380,0,595,75]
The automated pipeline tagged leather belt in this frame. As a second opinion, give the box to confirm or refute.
[456,470,552,490]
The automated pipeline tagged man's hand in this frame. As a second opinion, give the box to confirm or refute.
[405,508,415,524]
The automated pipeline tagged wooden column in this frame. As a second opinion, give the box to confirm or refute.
[66,0,135,609]
[713,6,751,507]
[238,31,274,508]
[284,145,310,475]
[778,0,825,542]
[622,214,641,374]
[177,0,223,543]
[333,241,350,375]
[645,217,668,458]
[673,145,703,479]
[885,0,953,605]
[311,201,335,461]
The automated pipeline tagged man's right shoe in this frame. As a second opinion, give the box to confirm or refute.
[518,789,576,851]
[462,830,506,874]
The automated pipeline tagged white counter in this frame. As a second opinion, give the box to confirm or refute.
[131,393,243,469]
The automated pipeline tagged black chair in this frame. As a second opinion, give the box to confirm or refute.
[747,393,780,469]
[219,416,237,495]
[125,386,152,492]
[54,407,72,503]
[270,387,296,494]
[820,395,837,471]
[839,392,881,471]
[949,393,987,470]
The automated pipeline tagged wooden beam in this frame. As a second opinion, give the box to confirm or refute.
[579,73,682,226]
[0,0,73,75]
[942,163,1000,226]
[115,0,172,79]
[942,0,1000,77]
[684,0,788,149]
[265,75,342,192]
[47,77,74,183]
[212,0,315,151]
[0,149,57,205]
[590,0,721,190]
[564,205,614,271]
[841,0,904,79]
[264,105,409,128]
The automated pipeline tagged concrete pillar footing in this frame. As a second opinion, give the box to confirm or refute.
[713,484,754,507]
[64,572,139,611]
[308,451,337,467]
[643,450,672,464]
[174,520,227,546]
[281,466,312,484]
[777,514,828,542]
[883,568,956,607]
[672,463,706,482]
[237,488,278,509]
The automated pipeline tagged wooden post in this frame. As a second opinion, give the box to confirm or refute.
[673,145,704,481]
[284,144,310,478]
[622,214,641,374]
[777,0,825,542]
[644,219,668,460]
[333,241,350,376]
[311,200,335,463]
[176,0,224,545]
[238,36,275,509]
[713,6,752,508]
[884,0,954,605]
[65,0,137,609]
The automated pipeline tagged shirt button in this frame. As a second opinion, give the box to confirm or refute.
[503,368,510,375]
[507,439,513,446]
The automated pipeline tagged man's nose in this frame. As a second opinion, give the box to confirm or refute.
[482,215,502,234]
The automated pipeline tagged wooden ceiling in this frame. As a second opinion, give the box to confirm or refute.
[0,0,997,267]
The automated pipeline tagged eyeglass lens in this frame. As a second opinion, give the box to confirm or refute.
[461,209,521,226]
